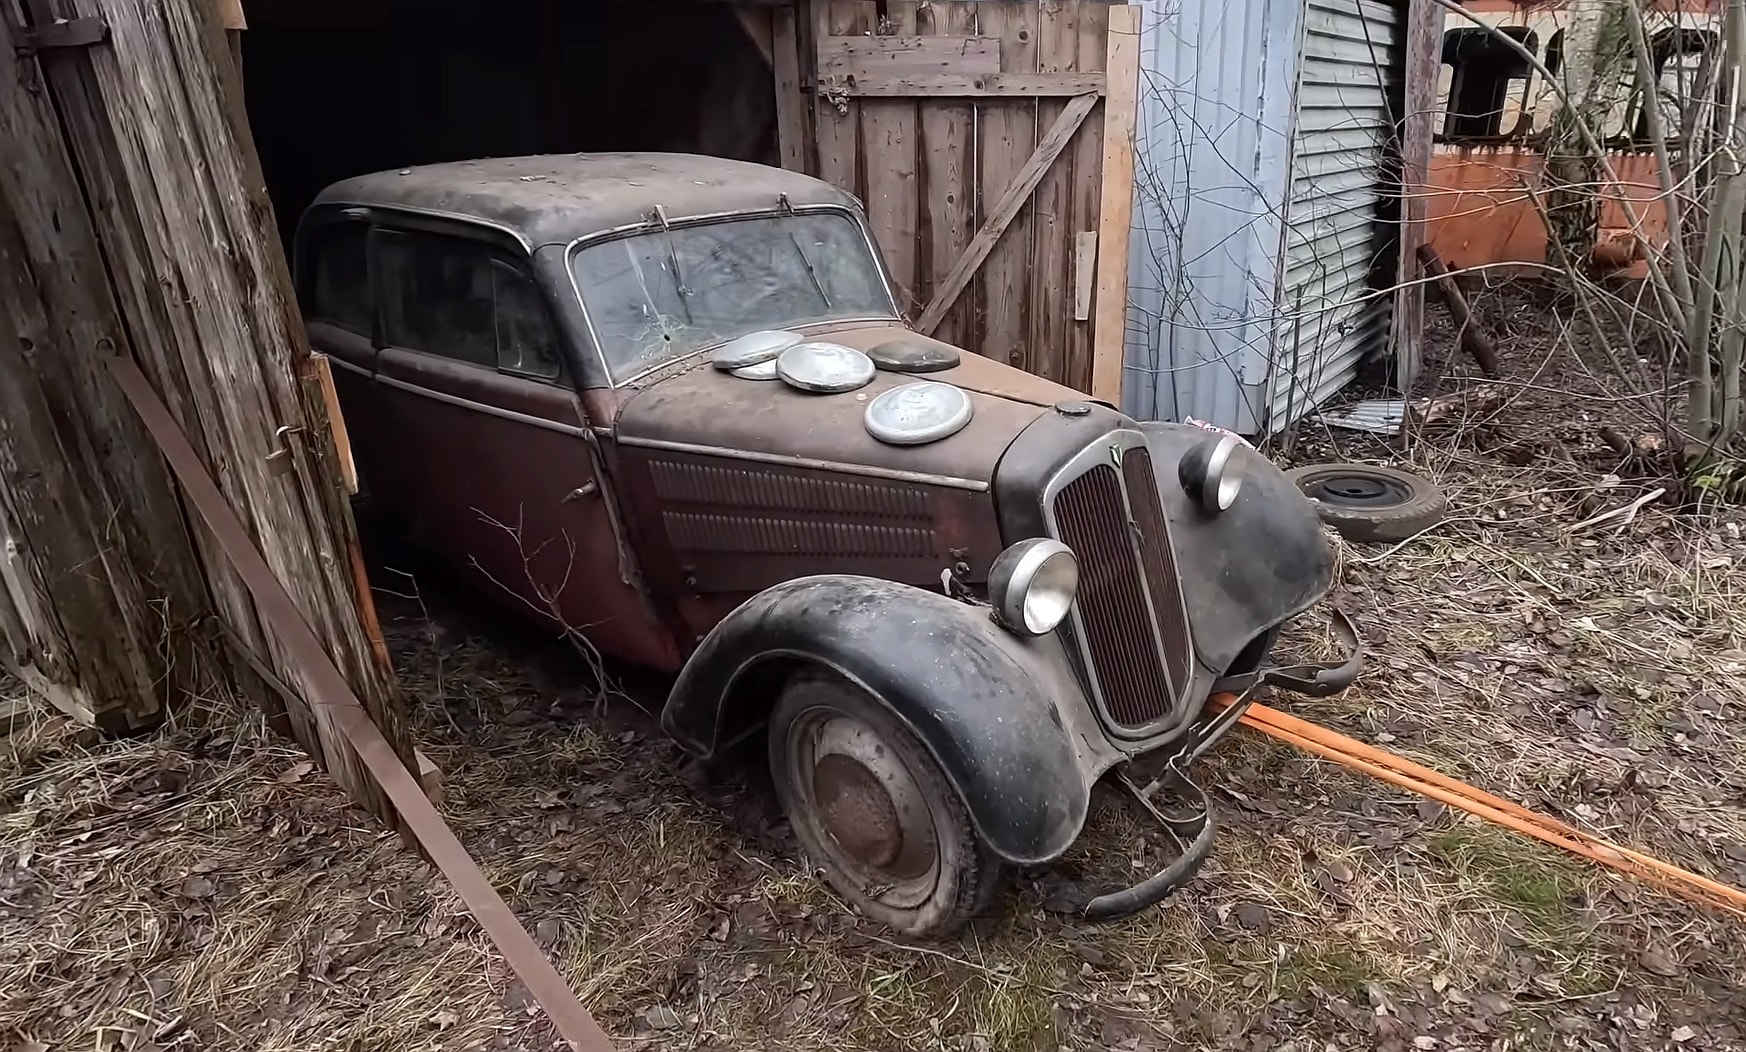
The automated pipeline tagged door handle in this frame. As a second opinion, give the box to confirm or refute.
[562,481,599,503]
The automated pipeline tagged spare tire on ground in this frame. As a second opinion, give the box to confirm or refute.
[1284,463,1447,543]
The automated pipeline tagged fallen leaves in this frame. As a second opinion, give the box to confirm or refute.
[276,761,315,784]
[1639,948,1683,977]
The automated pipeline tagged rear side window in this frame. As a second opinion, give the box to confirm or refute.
[378,229,563,379]
[306,223,371,335]
[378,229,498,368]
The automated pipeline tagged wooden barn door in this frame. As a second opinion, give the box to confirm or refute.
[770,1,1140,403]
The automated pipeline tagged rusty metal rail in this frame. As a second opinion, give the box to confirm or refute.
[108,355,617,1052]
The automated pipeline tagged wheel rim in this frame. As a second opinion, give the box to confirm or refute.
[786,706,942,909]
[1305,471,1412,509]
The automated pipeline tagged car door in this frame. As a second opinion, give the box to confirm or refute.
[370,220,679,671]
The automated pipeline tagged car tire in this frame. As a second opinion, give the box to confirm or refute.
[768,671,1004,939]
[1284,463,1447,543]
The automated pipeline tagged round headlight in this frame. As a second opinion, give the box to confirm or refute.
[1178,432,1245,512]
[987,539,1079,636]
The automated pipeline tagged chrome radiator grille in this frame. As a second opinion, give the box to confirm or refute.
[1048,436,1194,732]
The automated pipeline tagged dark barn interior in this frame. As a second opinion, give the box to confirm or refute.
[240,0,777,247]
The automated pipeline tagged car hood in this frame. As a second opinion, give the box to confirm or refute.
[613,324,1090,486]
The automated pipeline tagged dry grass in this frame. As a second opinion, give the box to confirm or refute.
[6,283,1746,1051]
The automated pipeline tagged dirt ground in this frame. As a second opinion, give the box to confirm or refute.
[5,280,1746,1052]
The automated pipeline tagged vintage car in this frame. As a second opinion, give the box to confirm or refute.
[293,153,1361,938]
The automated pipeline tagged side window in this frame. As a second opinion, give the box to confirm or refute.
[306,222,371,335]
[1438,26,1537,141]
[378,229,498,368]
[376,229,562,378]
[491,260,564,380]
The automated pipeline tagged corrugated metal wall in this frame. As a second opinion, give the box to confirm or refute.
[1266,0,1403,433]
[1123,0,1407,435]
[1121,0,1303,432]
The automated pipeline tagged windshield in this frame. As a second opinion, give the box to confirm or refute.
[570,210,897,382]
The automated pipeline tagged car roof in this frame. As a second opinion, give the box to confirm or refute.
[308,153,862,247]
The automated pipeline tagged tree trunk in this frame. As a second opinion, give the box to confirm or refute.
[1543,0,1633,270]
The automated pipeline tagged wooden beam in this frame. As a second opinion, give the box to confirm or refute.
[916,91,1099,336]
[0,8,225,733]
[1089,5,1141,407]
[770,2,811,172]
[818,34,1002,77]
[16,0,414,819]
[734,5,774,67]
[828,72,1107,97]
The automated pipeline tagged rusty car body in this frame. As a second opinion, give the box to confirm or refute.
[294,153,1361,937]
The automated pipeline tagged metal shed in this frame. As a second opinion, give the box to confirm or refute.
[1122,0,1433,436]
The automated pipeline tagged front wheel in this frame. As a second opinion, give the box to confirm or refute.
[768,672,1004,938]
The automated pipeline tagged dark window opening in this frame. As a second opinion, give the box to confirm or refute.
[377,228,563,379]
[306,222,372,336]
[1439,26,1538,141]
[1630,27,1720,144]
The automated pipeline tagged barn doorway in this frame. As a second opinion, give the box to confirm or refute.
[239,0,777,247]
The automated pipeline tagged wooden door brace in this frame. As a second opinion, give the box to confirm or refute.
[914,91,1100,335]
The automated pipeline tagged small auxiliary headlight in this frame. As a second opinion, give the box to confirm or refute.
[1178,432,1245,512]
[987,538,1078,636]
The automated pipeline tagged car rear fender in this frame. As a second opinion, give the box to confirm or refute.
[660,575,1104,866]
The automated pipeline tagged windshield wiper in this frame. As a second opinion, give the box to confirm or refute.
[786,228,833,309]
[651,205,694,325]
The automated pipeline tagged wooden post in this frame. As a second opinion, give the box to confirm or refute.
[1090,4,1141,408]
[2,0,414,821]
[0,9,222,733]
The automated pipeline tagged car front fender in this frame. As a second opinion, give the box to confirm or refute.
[1136,422,1335,674]
[660,575,1097,866]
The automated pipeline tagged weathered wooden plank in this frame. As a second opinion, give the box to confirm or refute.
[860,3,922,316]
[308,354,357,495]
[771,2,812,172]
[15,0,285,744]
[1074,231,1098,321]
[813,0,874,195]
[1029,1,1079,387]
[832,72,1106,96]
[1091,4,1141,406]
[20,0,413,819]
[0,6,222,733]
[917,0,979,347]
[976,1,1040,369]
[1066,1,1111,392]
[917,92,1099,336]
[1394,0,1439,390]
[818,33,1000,76]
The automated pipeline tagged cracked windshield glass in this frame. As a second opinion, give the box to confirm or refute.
[570,210,895,382]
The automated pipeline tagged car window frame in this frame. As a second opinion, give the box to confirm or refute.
[294,208,380,344]
[561,203,904,389]
[367,215,570,386]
